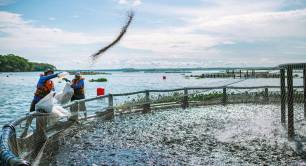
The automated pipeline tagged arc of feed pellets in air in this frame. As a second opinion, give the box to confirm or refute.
[91,11,134,61]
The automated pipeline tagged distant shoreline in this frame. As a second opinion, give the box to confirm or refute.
[63,66,277,73]
[0,54,56,72]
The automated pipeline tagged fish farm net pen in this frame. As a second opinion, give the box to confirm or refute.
[0,63,306,165]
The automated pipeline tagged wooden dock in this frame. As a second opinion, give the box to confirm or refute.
[190,70,282,79]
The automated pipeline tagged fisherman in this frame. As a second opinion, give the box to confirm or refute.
[29,68,62,112]
[22,68,65,137]
[71,72,85,101]
[69,72,87,119]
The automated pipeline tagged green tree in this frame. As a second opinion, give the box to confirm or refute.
[0,54,56,72]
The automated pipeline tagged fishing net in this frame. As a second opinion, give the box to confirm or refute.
[1,66,305,166]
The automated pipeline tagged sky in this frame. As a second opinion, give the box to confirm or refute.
[0,0,306,69]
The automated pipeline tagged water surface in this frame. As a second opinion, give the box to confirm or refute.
[0,71,303,127]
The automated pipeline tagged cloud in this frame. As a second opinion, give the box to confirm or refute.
[118,0,141,6]
[118,0,306,60]
[0,11,108,49]
[1,0,306,69]
[184,9,306,40]
[121,30,230,55]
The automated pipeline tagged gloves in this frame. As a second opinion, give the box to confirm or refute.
[62,78,71,83]
[58,71,69,78]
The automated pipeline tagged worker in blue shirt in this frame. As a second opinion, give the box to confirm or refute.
[29,68,63,112]
[71,72,85,101]
[69,72,87,118]
[22,68,63,137]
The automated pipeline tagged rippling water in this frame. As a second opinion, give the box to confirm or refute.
[0,71,303,127]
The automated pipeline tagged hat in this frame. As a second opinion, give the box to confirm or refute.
[75,72,81,77]
[44,68,54,75]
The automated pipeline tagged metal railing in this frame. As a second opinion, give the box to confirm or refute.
[0,85,304,166]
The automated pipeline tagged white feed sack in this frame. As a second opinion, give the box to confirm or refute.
[35,83,73,118]
[35,92,56,113]
[55,83,74,105]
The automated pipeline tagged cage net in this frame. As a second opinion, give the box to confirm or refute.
[1,66,305,166]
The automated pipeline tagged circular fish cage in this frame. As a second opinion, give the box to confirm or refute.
[1,64,306,165]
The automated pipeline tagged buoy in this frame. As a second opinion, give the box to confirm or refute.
[97,87,105,96]
[163,76,166,80]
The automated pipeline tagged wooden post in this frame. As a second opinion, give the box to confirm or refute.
[280,69,286,123]
[69,101,79,122]
[143,91,151,113]
[104,94,114,120]
[108,94,113,108]
[35,112,47,153]
[36,113,47,137]
[182,88,189,109]
[287,66,294,139]
[239,70,242,78]
[304,68,306,120]
[264,88,269,103]
[223,87,227,105]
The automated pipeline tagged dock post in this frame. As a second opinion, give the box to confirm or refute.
[182,88,189,109]
[69,101,79,122]
[287,66,294,139]
[35,110,47,153]
[36,115,46,138]
[304,68,306,120]
[280,68,286,123]
[239,70,242,78]
[264,88,269,103]
[105,94,114,120]
[143,91,151,113]
[223,87,227,105]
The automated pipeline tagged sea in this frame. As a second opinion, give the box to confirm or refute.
[0,70,303,127]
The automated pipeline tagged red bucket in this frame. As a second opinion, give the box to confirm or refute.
[97,88,105,96]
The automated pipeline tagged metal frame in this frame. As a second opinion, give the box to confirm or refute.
[279,63,306,140]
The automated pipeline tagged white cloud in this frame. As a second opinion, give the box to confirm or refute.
[121,30,230,55]
[0,11,107,49]
[118,0,306,58]
[185,9,306,40]
[1,0,306,69]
